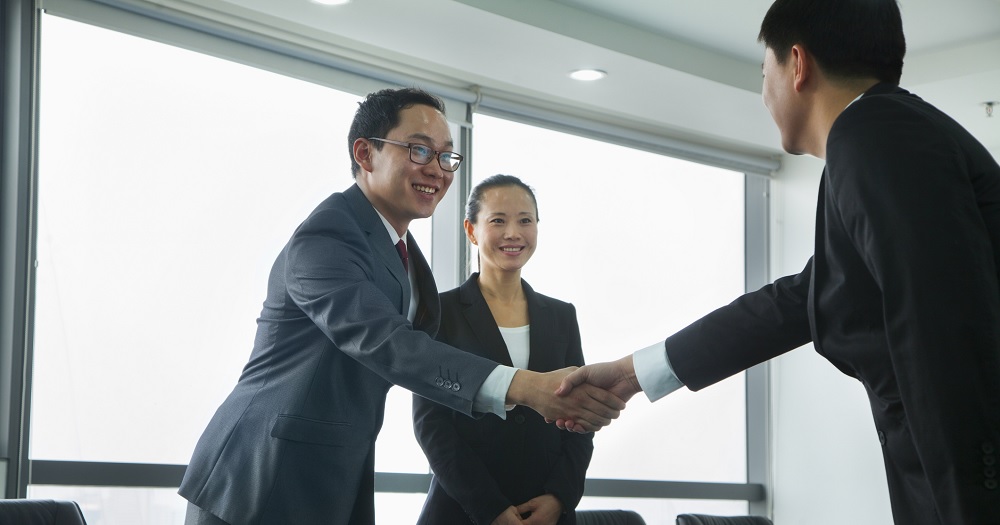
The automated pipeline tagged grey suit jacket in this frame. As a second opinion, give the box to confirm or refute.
[179,184,498,525]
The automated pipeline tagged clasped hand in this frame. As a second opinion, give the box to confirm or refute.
[491,495,563,525]
[551,356,642,433]
[508,367,625,433]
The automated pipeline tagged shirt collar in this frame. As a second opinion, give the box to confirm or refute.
[844,92,865,111]
[372,206,405,246]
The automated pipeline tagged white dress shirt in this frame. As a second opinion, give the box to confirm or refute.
[633,340,684,401]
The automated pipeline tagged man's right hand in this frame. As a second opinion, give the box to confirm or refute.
[551,355,642,432]
[556,355,642,401]
[506,367,625,433]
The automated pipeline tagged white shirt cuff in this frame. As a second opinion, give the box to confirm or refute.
[634,340,684,402]
[472,365,517,419]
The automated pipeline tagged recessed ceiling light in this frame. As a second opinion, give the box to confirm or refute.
[569,69,607,81]
[312,0,350,5]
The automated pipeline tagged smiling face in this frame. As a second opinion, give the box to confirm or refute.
[354,104,455,235]
[466,185,538,276]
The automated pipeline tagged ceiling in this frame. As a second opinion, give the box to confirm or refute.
[178,0,999,157]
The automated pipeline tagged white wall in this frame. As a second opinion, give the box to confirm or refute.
[766,154,895,525]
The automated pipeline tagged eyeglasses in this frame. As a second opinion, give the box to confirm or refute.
[368,137,464,172]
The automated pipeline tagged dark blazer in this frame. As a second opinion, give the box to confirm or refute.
[662,84,1000,524]
[178,184,498,525]
[413,274,594,525]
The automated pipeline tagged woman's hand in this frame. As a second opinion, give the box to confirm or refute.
[491,505,526,525]
[516,494,563,525]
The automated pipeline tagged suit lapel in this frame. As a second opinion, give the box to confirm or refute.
[524,281,560,372]
[459,275,514,366]
[343,184,411,312]
[408,232,440,335]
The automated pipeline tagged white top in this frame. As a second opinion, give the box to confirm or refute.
[498,325,530,370]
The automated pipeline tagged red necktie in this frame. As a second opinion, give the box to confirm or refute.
[395,239,409,274]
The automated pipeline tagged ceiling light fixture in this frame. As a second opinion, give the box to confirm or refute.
[569,69,607,81]
[311,0,350,5]
[983,101,997,118]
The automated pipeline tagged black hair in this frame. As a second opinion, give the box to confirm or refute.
[347,88,447,177]
[758,0,905,85]
[466,174,539,224]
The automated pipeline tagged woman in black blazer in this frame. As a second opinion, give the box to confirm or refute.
[413,175,594,525]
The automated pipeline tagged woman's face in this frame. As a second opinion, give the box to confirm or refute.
[466,186,538,275]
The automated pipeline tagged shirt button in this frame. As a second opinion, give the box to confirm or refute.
[451,382,461,391]
[443,380,453,389]
[435,377,444,387]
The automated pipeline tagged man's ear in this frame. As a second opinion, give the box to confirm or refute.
[790,43,811,92]
[354,138,374,173]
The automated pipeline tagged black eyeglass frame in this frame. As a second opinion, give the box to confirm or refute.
[367,137,464,172]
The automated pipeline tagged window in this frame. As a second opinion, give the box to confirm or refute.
[24,11,762,525]
[32,14,429,523]
[471,114,749,521]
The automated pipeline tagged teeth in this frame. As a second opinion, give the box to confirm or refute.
[414,185,436,194]
[501,247,522,252]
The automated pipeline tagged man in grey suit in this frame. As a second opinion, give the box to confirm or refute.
[179,88,624,525]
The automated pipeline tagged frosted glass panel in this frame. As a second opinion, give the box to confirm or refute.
[32,15,429,472]
[472,114,747,482]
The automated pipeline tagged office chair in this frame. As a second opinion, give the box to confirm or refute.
[577,509,647,525]
[0,499,88,525]
[676,514,772,525]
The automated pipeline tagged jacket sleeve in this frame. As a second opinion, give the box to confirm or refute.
[284,205,495,415]
[665,260,814,391]
[412,389,512,524]
[542,304,594,514]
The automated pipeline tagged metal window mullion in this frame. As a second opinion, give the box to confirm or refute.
[30,460,766,502]
[1,0,40,500]
[745,173,772,517]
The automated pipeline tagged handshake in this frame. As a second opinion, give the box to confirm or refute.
[506,355,643,433]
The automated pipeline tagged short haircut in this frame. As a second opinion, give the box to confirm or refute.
[758,0,906,85]
[348,88,447,177]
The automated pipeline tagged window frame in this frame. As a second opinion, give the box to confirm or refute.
[1,0,774,516]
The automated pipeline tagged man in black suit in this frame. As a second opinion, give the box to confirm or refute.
[556,1,1000,523]
[178,88,624,525]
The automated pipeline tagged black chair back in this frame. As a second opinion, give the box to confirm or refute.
[0,499,88,525]
[577,509,647,525]
[676,514,772,525]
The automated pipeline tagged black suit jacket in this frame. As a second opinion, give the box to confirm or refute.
[179,184,498,525]
[662,84,1000,524]
[413,275,594,525]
